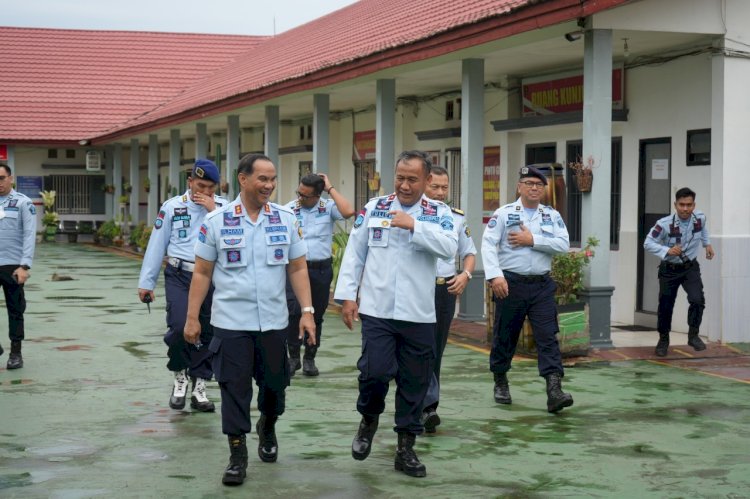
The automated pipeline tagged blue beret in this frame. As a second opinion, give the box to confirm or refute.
[192,159,220,184]
[519,166,547,185]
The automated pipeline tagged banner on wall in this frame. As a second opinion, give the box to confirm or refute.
[353,130,376,161]
[522,66,624,116]
[16,176,43,199]
[482,146,500,223]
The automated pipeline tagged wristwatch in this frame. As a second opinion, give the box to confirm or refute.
[301,306,315,315]
[463,270,472,280]
[20,265,30,270]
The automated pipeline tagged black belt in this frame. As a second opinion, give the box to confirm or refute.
[307,258,332,269]
[504,270,550,283]
[661,259,695,271]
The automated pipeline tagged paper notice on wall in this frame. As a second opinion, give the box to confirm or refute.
[651,159,669,180]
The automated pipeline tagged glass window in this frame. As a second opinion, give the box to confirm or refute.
[686,129,710,166]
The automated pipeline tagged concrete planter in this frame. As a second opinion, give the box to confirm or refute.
[518,302,589,357]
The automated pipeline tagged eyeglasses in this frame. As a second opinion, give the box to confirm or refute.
[520,180,545,189]
[296,191,319,200]
[0,176,9,181]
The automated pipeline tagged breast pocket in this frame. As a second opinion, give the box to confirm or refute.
[0,210,19,229]
[367,217,390,247]
[266,233,290,265]
[220,236,247,268]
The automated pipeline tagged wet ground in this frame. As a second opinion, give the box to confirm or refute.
[1,244,749,498]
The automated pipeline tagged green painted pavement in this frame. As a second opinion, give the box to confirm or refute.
[1,244,749,498]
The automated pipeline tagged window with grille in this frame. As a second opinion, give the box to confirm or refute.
[354,161,378,211]
[46,174,105,214]
[446,149,462,208]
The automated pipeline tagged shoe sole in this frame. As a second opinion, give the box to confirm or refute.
[394,461,427,477]
[548,398,574,413]
[190,401,216,412]
[222,475,245,486]
[494,397,512,404]
[303,370,319,377]
[352,446,371,461]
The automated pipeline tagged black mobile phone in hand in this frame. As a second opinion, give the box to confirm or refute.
[143,293,152,314]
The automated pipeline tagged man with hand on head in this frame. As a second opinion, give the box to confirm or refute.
[335,150,458,478]
[482,166,573,414]
[138,159,227,412]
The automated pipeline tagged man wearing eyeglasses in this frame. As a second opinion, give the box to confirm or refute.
[284,173,354,376]
[0,163,37,369]
[481,166,573,413]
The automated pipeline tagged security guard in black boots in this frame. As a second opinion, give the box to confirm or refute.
[644,187,714,357]
[481,166,573,413]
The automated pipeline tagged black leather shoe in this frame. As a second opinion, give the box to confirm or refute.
[394,433,426,477]
[421,409,440,434]
[655,334,669,357]
[493,372,511,404]
[302,358,319,376]
[545,372,573,413]
[352,415,379,461]
[222,434,248,486]
[288,357,301,377]
[256,414,278,463]
[687,329,706,351]
[7,341,23,370]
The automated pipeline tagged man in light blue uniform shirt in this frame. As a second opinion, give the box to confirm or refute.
[138,159,227,412]
[335,150,458,478]
[421,165,476,433]
[184,153,315,487]
[482,166,573,414]
[0,163,37,369]
[284,172,354,376]
[644,187,714,357]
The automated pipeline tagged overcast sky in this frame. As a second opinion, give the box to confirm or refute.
[2,0,359,35]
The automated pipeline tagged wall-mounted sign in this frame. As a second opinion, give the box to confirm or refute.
[16,176,43,199]
[353,130,376,161]
[522,66,624,116]
[482,146,501,223]
[86,150,102,171]
[0,144,7,161]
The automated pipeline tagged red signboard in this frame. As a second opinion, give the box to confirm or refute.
[522,67,624,116]
[0,144,7,161]
[482,146,500,223]
[353,130,376,161]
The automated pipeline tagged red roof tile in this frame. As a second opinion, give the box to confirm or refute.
[0,27,267,142]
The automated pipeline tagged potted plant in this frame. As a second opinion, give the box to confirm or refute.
[143,177,150,193]
[96,219,121,246]
[123,182,132,194]
[101,184,116,194]
[518,236,599,357]
[39,190,60,242]
[568,156,597,193]
[137,225,153,253]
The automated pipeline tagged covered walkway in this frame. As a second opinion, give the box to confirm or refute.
[1,244,749,497]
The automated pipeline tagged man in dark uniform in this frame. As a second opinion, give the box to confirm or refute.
[284,172,353,376]
[0,163,37,369]
[185,153,315,486]
[644,187,714,356]
[334,150,458,478]
[481,166,573,413]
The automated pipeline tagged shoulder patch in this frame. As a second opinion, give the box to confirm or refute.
[450,207,464,216]
[651,224,663,238]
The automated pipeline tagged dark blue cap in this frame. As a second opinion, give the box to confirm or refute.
[192,159,220,184]
[519,166,547,185]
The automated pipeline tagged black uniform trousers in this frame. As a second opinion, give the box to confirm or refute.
[163,264,214,379]
[285,259,333,348]
[490,272,563,378]
[357,315,434,435]
[0,265,25,342]
[422,280,456,411]
[657,260,705,334]
[209,327,289,436]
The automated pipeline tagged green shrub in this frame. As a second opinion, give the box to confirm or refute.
[137,225,152,252]
[129,222,146,246]
[550,236,599,305]
[96,220,121,243]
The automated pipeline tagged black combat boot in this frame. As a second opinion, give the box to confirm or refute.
[7,341,23,370]
[288,344,301,377]
[421,405,440,434]
[302,345,319,376]
[394,432,426,478]
[256,414,278,463]
[687,327,706,351]
[351,415,379,461]
[655,332,670,357]
[222,434,248,486]
[493,372,512,404]
[545,372,574,413]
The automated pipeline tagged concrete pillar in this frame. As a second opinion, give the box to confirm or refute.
[376,79,396,191]
[109,143,122,220]
[129,139,140,225]
[313,94,330,173]
[458,58,485,321]
[113,144,123,222]
[581,29,614,349]
[196,123,208,160]
[227,115,240,199]
[265,104,280,192]
[148,134,159,223]
[104,146,114,219]
[169,129,180,198]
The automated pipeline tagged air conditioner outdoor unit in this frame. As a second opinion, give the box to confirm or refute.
[86,150,102,171]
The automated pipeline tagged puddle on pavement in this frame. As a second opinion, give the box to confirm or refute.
[168,475,196,480]
[55,345,92,351]
[44,296,105,301]
[0,379,34,386]
[0,472,32,489]
[117,342,152,359]
[28,336,76,343]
